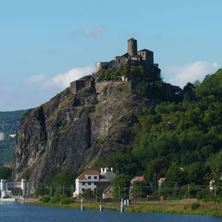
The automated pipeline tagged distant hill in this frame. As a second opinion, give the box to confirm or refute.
[0,110,26,165]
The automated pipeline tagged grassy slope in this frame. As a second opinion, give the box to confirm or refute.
[33,198,222,217]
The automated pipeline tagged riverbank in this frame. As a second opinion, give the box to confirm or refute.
[33,200,119,211]
[2,202,218,222]
[127,200,222,217]
[29,198,222,217]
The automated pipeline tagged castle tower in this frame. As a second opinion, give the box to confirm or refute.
[128,38,137,57]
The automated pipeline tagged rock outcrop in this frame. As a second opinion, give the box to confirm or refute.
[15,75,181,192]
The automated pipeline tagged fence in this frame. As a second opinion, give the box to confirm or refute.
[32,183,222,203]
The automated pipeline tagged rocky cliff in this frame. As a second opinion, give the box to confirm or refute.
[15,75,181,192]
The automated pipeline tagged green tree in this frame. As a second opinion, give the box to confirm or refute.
[82,189,95,200]
[51,170,74,196]
[0,167,12,180]
[112,174,130,199]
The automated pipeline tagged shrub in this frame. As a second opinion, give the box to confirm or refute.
[60,197,73,205]
[0,167,12,180]
[50,170,74,196]
[40,195,50,203]
[50,196,61,203]
[191,202,201,210]
[81,189,97,200]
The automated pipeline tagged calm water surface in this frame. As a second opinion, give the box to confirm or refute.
[0,203,222,222]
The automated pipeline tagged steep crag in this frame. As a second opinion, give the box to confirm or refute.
[15,75,181,192]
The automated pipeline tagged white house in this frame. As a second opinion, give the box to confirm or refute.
[9,134,16,138]
[73,168,116,198]
[0,179,28,199]
[0,132,5,141]
[158,177,166,188]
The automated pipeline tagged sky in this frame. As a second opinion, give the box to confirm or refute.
[0,0,221,111]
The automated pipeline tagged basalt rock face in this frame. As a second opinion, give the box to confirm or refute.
[15,76,181,192]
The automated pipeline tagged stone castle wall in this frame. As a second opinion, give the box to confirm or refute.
[96,81,132,95]
[70,78,132,96]
[70,77,95,95]
[96,81,113,94]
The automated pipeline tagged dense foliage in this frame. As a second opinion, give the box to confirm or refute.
[50,170,75,196]
[35,170,75,197]
[97,66,146,81]
[0,167,12,180]
[103,69,222,195]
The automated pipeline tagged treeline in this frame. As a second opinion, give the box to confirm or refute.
[0,110,26,134]
[104,68,222,193]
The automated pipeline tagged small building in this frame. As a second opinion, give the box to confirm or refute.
[209,179,215,191]
[209,178,222,191]
[129,176,145,199]
[102,185,113,199]
[9,134,16,138]
[0,179,28,198]
[73,168,116,198]
[0,131,5,141]
[130,176,144,185]
[158,177,166,188]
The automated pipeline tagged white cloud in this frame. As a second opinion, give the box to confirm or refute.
[81,26,104,39]
[25,74,46,84]
[44,66,95,90]
[26,66,95,91]
[70,26,104,39]
[165,61,219,87]
[0,65,96,110]
[80,26,105,39]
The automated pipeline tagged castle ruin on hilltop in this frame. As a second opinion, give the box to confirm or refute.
[70,38,161,95]
[96,38,160,80]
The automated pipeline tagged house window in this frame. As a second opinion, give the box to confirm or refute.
[82,188,85,191]
[82,182,85,185]
[88,176,91,179]
[88,182,91,185]
[94,176,97,179]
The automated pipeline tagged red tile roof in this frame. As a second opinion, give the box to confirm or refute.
[131,176,144,184]
[77,169,100,180]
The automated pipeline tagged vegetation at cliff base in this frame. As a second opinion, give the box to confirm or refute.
[103,68,222,198]
[35,170,75,197]
[0,167,12,180]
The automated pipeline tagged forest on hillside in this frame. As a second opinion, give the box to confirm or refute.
[102,68,222,198]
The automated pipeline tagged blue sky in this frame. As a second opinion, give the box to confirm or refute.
[0,0,221,111]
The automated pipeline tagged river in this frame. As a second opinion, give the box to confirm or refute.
[0,203,222,222]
